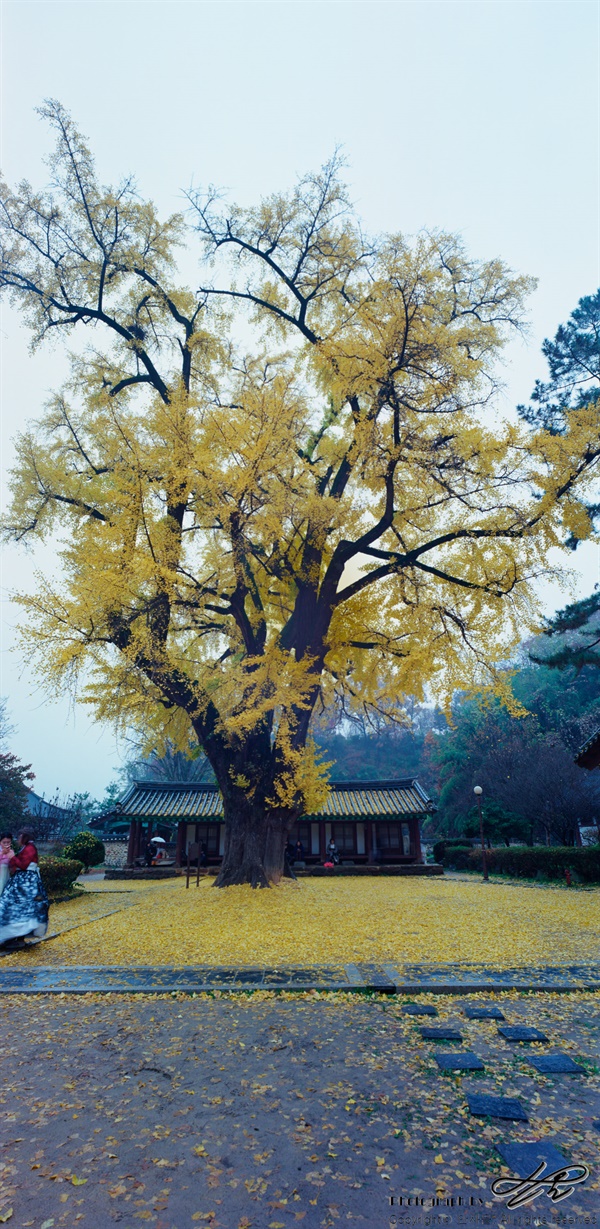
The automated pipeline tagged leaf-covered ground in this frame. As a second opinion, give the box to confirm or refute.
[0,991,598,1227]
[3,877,600,969]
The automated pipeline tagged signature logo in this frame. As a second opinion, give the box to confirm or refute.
[491,1161,590,1209]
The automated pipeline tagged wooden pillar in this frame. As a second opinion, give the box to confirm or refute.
[175,821,185,867]
[412,816,423,863]
[319,819,326,862]
[135,819,143,860]
[126,820,136,867]
[366,821,374,863]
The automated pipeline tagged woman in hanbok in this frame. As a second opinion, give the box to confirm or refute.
[0,829,49,946]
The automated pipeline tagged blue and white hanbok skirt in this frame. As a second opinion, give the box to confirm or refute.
[0,865,49,944]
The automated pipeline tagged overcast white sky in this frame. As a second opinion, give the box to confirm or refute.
[1,0,599,798]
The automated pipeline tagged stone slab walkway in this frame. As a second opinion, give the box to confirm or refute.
[0,991,598,1227]
[1,962,599,994]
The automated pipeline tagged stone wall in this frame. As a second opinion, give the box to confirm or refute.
[103,841,128,868]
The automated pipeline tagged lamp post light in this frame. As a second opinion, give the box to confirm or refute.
[473,785,488,882]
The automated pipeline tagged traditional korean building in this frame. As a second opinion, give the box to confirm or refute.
[99,778,435,868]
[25,789,78,839]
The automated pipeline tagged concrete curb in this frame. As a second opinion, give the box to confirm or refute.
[0,962,598,995]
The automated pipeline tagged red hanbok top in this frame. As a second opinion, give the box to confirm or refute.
[11,842,39,870]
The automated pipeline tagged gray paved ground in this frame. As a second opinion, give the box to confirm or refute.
[0,992,598,1229]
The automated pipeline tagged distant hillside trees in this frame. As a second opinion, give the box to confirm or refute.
[0,751,35,834]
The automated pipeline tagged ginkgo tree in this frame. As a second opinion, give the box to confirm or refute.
[2,101,600,886]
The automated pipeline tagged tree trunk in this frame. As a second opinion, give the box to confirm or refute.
[213,786,296,889]
[264,812,297,885]
[215,790,270,888]
[201,709,311,888]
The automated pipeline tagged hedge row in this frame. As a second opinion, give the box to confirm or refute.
[467,845,600,882]
[39,857,84,896]
[433,839,474,866]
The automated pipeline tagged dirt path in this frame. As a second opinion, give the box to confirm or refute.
[0,992,598,1227]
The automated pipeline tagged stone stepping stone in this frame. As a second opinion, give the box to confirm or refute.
[435,1051,483,1071]
[467,1094,528,1121]
[529,1054,585,1074]
[498,1026,549,1041]
[497,1141,568,1175]
[350,964,396,992]
[464,1005,505,1020]
[420,1027,463,1041]
[402,1004,438,1016]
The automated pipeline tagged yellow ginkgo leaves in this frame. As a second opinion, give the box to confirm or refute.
[4,876,599,970]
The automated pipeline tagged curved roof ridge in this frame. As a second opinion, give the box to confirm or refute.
[100,776,434,822]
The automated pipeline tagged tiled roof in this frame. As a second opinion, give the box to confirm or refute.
[575,726,600,769]
[109,779,433,822]
[309,780,433,818]
[26,789,76,823]
[115,783,223,820]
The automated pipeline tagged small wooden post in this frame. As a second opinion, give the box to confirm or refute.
[126,820,135,867]
[187,842,199,889]
[176,822,186,868]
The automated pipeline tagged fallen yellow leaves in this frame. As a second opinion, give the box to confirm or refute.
[244,1177,267,1195]
[4,876,599,968]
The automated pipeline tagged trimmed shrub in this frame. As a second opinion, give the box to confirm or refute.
[39,856,84,896]
[468,845,600,883]
[442,844,474,870]
[433,838,474,863]
[63,831,105,872]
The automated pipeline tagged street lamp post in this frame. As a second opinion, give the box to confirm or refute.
[473,785,488,882]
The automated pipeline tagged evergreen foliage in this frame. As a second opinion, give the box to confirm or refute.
[39,856,84,896]
[468,844,600,882]
[518,289,600,544]
[518,289,600,434]
[63,831,105,871]
[529,592,600,672]
[0,751,35,832]
[460,800,531,846]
